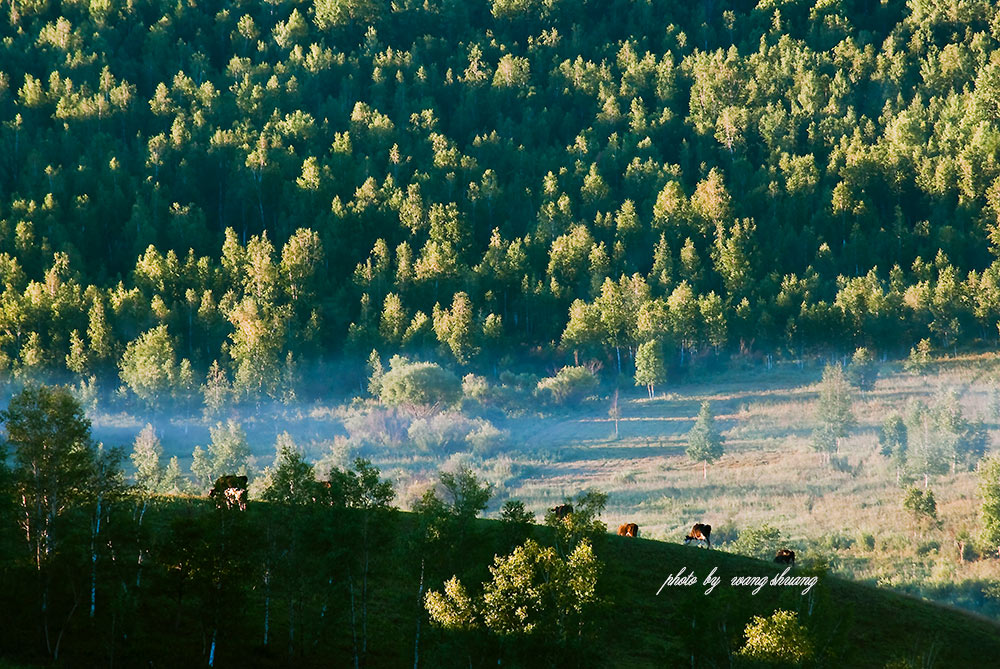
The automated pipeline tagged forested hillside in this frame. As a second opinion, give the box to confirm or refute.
[3,0,1000,400]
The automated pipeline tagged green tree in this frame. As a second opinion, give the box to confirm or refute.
[481,539,602,642]
[433,292,478,364]
[130,423,166,493]
[905,339,933,374]
[634,339,667,398]
[500,499,535,546]
[903,486,938,523]
[314,0,383,30]
[544,489,608,557]
[846,347,879,392]
[979,456,1000,557]
[261,433,318,505]
[327,458,396,665]
[880,414,908,483]
[119,325,184,406]
[686,401,724,479]
[1,385,104,657]
[812,364,855,462]
[426,538,603,659]
[190,420,251,490]
[738,610,815,665]
[65,330,88,375]
[438,464,493,523]
[367,349,384,397]
[280,228,323,303]
[201,360,232,417]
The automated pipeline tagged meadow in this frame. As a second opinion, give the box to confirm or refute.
[78,352,1000,622]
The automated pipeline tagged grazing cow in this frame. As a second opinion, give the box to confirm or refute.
[210,475,248,511]
[774,549,796,565]
[618,523,639,538]
[551,504,574,519]
[684,523,712,549]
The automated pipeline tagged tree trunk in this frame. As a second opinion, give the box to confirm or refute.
[90,496,102,618]
[362,548,369,662]
[413,559,425,669]
[350,570,359,669]
[263,567,270,647]
[703,461,707,479]
[288,599,295,658]
[136,498,148,588]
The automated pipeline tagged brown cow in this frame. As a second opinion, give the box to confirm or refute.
[551,504,574,519]
[209,475,248,511]
[684,523,711,549]
[618,523,639,538]
[774,549,796,565]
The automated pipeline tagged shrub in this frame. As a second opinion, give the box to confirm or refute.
[379,356,462,414]
[466,421,506,456]
[408,412,477,452]
[535,366,598,406]
[461,373,491,402]
[860,533,876,551]
[498,370,538,390]
[711,521,739,546]
[727,523,781,560]
[500,499,535,526]
[342,404,410,447]
[824,533,855,551]
[903,486,937,521]
[830,455,856,475]
[738,609,814,664]
[916,541,940,556]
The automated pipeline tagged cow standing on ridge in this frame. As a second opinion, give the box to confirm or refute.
[210,475,248,511]
[618,523,639,538]
[684,523,711,548]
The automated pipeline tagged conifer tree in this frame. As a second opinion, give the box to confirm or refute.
[686,401,724,479]
[812,364,855,463]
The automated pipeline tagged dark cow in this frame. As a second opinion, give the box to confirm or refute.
[684,523,712,549]
[618,523,639,538]
[551,504,574,519]
[209,475,248,511]
[774,549,796,565]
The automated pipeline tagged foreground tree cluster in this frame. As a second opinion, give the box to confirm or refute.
[3,2,1000,402]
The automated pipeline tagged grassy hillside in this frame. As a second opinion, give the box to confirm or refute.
[2,500,998,668]
[597,532,1000,668]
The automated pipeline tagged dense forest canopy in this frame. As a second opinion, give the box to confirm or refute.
[3,0,1000,400]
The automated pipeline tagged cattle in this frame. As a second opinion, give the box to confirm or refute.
[551,504,574,519]
[210,475,248,511]
[774,549,796,565]
[618,523,639,538]
[684,523,712,549]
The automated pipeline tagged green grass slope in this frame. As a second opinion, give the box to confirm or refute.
[594,532,1000,667]
[375,514,1000,668]
[3,503,999,668]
